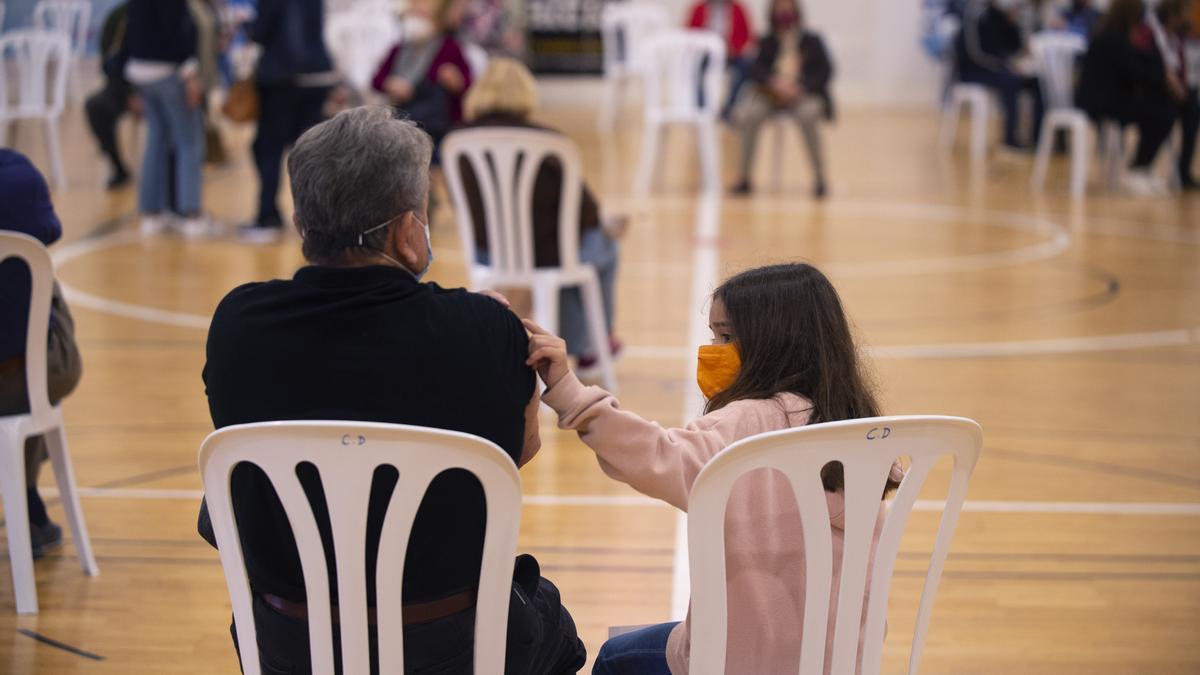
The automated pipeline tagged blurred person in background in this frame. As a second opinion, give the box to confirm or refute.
[685,0,756,121]
[1077,0,1182,195]
[1061,0,1102,38]
[955,0,1045,152]
[237,0,336,245]
[0,151,83,561]
[187,0,227,165]
[461,0,526,56]
[373,0,474,161]
[85,1,136,190]
[1151,0,1198,189]
[452,59,626,375]
[731,0,834,199]
[125,0,210,238]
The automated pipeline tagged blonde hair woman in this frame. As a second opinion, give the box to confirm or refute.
[452,58,627,376]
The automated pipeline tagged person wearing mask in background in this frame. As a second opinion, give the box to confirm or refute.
[685,0,755,121]
[451,59,627,376]
[125,0,210,238]
[1151,0,1199,189]
[731,0,834,199]
[373,0,474,161]
[85,1,136,190]
[955,0,1045,152]
[0,151,83,562]
[1078,0,1182,195]
[237,0,336,245]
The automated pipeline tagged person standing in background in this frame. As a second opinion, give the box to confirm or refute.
[685,0,755,120]
[85,1,136,190]
[0,151,84,561]
[237,0,335,245]
[125,0,210,238]
[1151,0,1199,189]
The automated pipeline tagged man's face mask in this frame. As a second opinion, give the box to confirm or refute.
[696,342,741,399]
[359,213,433,281]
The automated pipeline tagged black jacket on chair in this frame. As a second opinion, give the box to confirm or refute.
[747,31,836,121]
[1076,28,1170,123]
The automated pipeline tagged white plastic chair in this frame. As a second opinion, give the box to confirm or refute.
[635,29,725,195]
[688,415,983,675]
[939,83,992,166]
[199,421,522,675]
[1029,32,1090,197]
[597,1,670,131]
[0,30,71,191]
[324,8,400,94]
[0,232,99,615]
[31,0,90,101]
[442,127,618,392]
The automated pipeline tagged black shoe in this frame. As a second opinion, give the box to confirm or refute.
[730,180,752,195]
[106,168,130,191]
[30,521,63,561]
[1181,175,1199,191]
[814,181,828,199]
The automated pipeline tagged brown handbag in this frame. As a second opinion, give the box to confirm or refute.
[221,78,260,123]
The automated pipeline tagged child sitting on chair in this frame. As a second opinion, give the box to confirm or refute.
[524,262,903,674]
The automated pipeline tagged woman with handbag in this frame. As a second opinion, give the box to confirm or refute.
[236,0,337,245]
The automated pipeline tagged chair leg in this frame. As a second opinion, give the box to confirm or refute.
[1030,118,1055,192]
[1070,123,1090,198]
[598,76,622,132]
[772,120,786,192]
[0,429,38,614]
[579,272,618,393]
[45,426,99,577]
[697,121,720,194]
[634,121,662,196]
[531,280,560,339]
[969,98,988,166]
[44,118,66,192]
[939,100,960,152]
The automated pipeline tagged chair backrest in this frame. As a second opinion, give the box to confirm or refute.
[687,416,983,675]
[1030,31,1086,112]
[0,232,56,428]
[600,1,671,78]
[199,421,523,675]
[641,29,726,123]
[31,0,89,57]
[0,29,71,120]
[442,127,585,278]
[324,8,399,92]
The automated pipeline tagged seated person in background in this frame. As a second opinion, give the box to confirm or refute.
[731,0,834,198]
[524,263,904,674]
[86,1,136,190]
[685,0,756,120]
[373,0,473,159]
[955,0,1045,151]
[197,107,585,674]
[1152,0,1199,189]
[452,58,624,376]
[1077,0,1182,195]
[0,151,83,561]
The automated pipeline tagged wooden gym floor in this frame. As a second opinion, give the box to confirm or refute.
[0,85,1197,674]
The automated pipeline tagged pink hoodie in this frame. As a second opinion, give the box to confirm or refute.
[543,372,897,674]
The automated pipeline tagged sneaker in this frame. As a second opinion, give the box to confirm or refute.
[1121,170,1167,197]
[179,215,222,240]
[236,223,284,245]
[30,521,63,561]
[814,180,828,200]
[139,213,173,237]
[730,180,752,196]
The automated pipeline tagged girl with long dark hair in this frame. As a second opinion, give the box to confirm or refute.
[526,263,902,674]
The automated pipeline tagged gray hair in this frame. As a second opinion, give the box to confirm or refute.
[287,106,434,264]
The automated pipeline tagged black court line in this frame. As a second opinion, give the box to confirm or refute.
[16,629,105,661]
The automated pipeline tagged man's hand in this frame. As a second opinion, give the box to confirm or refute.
[437,63,465,93]
[523,319,571,390]
[384,77,414,103]
[184,75,203,109]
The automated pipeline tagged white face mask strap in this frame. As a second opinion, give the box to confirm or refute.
[358,219,395,246]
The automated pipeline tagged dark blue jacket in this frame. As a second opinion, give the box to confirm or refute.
[252,0,332,84]
[125,0,197,65]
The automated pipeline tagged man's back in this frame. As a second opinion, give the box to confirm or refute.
[201,264,534,604]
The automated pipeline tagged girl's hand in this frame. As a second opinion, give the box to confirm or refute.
[523,319,571,390]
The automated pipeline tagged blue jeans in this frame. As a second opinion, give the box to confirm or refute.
[476,227,619,357]
[592,621,678,675]
[136,74,203,215]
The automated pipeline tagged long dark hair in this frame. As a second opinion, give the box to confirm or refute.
[1098,0,1146,36]
[706,263,898,494]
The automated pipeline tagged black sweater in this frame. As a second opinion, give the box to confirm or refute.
[125,0,196,65]
[748,31,836,120]
[1076,28,1170,120]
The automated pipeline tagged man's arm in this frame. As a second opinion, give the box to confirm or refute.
[519,386,541,467]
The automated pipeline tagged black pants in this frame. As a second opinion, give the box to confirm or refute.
[1179,89,1199,182]
[1090,100,1177,170]
[964,69,1044,147]
[85,81,131,175]
[233,556,586,674]
[253,84,328,228]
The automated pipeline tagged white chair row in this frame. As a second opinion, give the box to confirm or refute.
[0,29,71,191]
[200,416,982,674]
[0,232,99,615]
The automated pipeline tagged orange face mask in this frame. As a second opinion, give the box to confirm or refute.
[696,343,741,399]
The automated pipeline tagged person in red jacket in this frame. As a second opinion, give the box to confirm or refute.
[686,0,755,119]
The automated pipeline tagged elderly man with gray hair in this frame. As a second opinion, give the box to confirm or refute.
[197,106,586,674]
